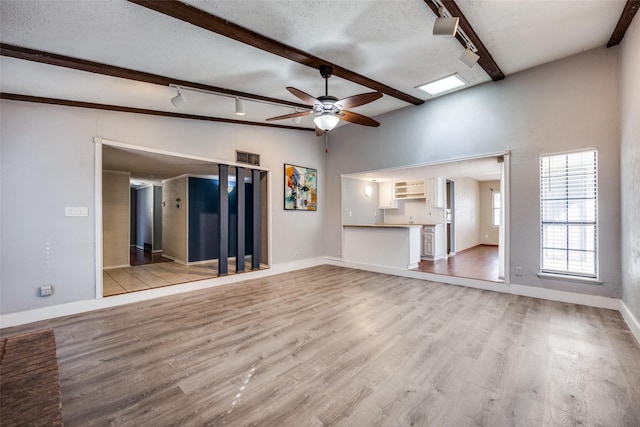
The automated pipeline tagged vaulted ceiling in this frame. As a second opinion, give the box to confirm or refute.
[1,0,637,133]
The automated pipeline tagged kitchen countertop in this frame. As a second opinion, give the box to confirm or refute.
[380,223,444,226]
[343,223,442,228]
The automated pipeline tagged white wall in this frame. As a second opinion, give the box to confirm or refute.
[341,177,381,225]
[479,180,500,246]
[383,199,445,225]
[452,177,480,252]
[0,102,325,315]
[620,16,640,320]
[326,46,621,298]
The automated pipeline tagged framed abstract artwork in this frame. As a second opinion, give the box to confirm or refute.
[284,164,317,211]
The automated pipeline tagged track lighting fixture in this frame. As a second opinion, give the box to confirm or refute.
[171,87,186,108]
[433,7,459,36]
[235,98,245,116]
[460,46,480,68]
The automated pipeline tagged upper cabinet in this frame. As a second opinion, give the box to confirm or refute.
[379,182,398,209]
[394,180,425,199]
[425,177,444,207]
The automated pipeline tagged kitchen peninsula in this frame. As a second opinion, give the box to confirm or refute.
[343,224,422,270]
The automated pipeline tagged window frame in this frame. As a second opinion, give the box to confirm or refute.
[492,191,501,227]
[539,149,598,279]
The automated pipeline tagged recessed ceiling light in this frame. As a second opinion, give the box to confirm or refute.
[416,74,467,96]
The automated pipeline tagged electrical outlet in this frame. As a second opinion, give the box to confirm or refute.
[515,267,523,276]
[40,285,53,297]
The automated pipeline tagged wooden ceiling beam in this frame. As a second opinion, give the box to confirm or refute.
[0,93,314,132]
[0,43,310,110]
[607,0,640,47]
[423,0,504,81]
[126,0,424,105]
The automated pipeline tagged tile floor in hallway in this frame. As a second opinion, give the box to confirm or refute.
[103,259,261,296]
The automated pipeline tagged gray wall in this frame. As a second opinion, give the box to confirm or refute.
[326,46,621,298]
[130,188,136,246]
[136,186,153,250]
[620,16,640,320]
[0,103,325,314]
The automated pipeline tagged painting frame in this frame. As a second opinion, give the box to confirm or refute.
[284,163,318,211]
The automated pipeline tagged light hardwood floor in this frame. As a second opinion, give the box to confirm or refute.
[414,245,500,282]
[2,265,639,426]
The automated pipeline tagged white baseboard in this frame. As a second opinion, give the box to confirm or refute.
[326,258,619,310]
[103,264,130,270]
[161,254,187,265]
[507,283,619,310]
[620,300,640,345]
[0,257,326,329]
[0,256,628,333]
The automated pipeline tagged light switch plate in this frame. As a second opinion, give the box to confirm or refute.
[65,207,88,217]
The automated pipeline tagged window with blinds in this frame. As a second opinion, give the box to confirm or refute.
[540,149,597,278]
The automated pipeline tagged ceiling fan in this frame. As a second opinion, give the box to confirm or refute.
[267,65,383,136]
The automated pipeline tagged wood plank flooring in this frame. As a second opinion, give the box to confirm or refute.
[129,246,173,266]
[2,265,639,426]
[0,329,63,426]
[414,245,500,282]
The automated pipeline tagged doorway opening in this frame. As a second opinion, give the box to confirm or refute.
[340,153,509,284]
[98,140,270,297]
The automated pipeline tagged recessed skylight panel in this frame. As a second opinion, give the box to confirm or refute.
[416,74,467,96]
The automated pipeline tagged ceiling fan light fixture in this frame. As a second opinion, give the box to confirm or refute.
[171,87,186,108]
[235,98,246,115]
[314,113,340,132]
[433,16,459,36]
[460,47,480,68]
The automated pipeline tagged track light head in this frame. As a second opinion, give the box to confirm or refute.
[459,47,480,67]
[433,16,459,36]
[171,88,186,108]
[235,98,246,116]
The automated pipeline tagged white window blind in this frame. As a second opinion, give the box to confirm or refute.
[540,150,597,278]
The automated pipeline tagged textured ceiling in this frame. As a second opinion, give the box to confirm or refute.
[1,0,627,131]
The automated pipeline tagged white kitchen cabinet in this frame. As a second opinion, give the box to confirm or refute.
[394,180,425,199]
[421,224,446,260]
[378,182,398,209]
[425,177,444,207]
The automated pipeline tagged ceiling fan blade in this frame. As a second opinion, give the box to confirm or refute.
[336,92,383,110]
[339,110,380,127]
[266,110,312,122]
[287,87,320,105]
[315,126,325,136]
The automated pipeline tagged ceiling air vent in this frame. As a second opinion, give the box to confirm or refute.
[236,150,260,166]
